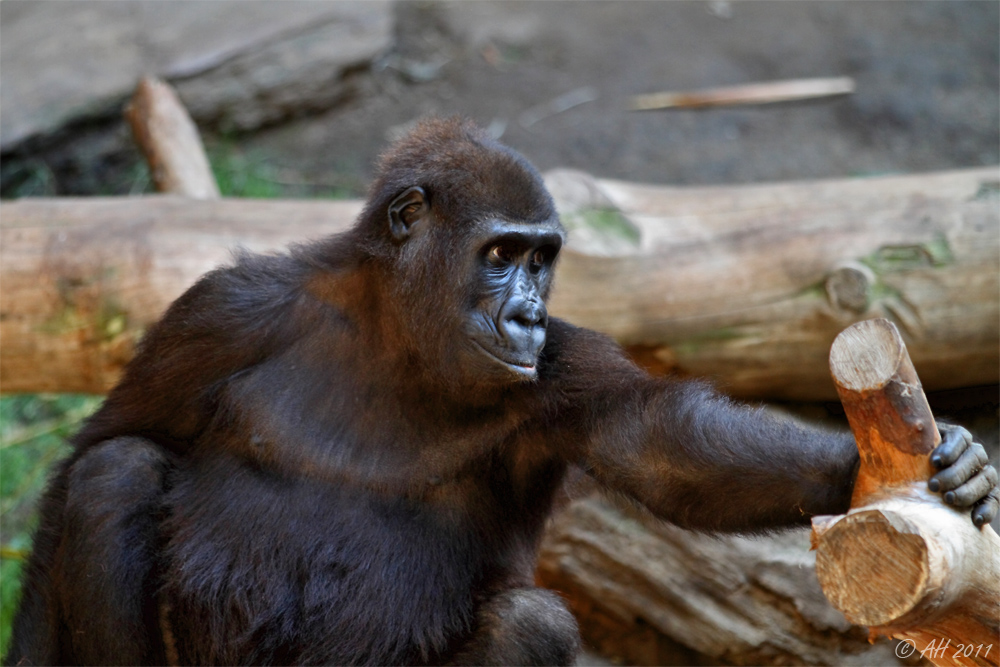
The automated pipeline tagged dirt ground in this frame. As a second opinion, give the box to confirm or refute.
[3,1,998,198]
[252,0,1000,189]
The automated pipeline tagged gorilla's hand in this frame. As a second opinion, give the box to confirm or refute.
[929,423,998,528]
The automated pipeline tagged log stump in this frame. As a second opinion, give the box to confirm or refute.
[812,318,1000,667]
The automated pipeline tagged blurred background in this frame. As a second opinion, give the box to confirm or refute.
[3,1,998,198]
[1,1,998,663]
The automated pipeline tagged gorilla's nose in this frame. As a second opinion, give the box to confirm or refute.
[499,297,547,357]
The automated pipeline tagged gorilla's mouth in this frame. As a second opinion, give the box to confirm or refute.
[472,340,538,379]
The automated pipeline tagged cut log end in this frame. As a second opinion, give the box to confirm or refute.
[815,509,929,627]
[830,318,906,392]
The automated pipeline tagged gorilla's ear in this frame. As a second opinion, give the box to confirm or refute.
[388,187,429,241]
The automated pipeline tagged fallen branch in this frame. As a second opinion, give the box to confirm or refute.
[0,196,360,394]
[537,495,903,665]
[124,76,220,199]
[548,167,999,399]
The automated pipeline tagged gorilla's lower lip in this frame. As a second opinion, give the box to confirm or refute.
[472,341,538,378]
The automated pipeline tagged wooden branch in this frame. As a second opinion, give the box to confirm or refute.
[830,318,939,505]
[812,319,1000,667]
[630,77,855,111]
[1,168,997,397]
[124,76,220,199]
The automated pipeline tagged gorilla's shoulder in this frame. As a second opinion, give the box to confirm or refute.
[168,249,311,327]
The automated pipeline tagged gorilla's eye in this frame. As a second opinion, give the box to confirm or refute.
[400,203,422,224]
[487,244,514,266]
[529,249,545,273]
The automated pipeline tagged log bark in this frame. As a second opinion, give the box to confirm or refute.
[811,318,1000,667]
[124,76,220,199]
[1,168,997,397]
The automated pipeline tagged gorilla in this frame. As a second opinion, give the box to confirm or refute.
[7,118,998,666]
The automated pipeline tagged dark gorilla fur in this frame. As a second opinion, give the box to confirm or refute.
[7,118,998,666]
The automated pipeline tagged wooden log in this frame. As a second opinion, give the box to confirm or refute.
[829,318,940,505]
[547,167,999,399]
[0,196,361,394]
[1,168,997,397]
[536,495,905,666]
[812,319,1000,667]
[124,76,220,199]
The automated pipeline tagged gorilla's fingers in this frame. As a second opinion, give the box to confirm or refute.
[973,489,999,527]
[930,423,971,469]
[929,442,987,493]
[942,465,996,507]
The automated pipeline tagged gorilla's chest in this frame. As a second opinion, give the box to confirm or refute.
[218,364,538,490]
[159,454,496,662]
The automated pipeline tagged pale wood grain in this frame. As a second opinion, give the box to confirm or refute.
[630,77,856,111]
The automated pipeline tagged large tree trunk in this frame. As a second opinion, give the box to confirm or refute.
[1,168,997,396]
[811,319,1000,667]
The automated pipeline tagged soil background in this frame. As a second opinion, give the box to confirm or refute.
[271,0,1000,186]
[2,1,998,197]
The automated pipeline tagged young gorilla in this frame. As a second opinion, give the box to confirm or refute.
[8,119,998,666]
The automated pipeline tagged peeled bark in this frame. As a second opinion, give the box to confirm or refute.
[547,167,999,399]
[811,319,1000,667]
[0,196,360,394]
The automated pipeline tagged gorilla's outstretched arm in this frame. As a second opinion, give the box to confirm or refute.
[541,318,996,532]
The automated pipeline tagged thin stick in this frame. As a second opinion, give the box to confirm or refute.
[630,77,855,111]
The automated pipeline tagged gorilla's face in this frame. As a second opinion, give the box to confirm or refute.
[464,219,562,382]
[386,186,563,386]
